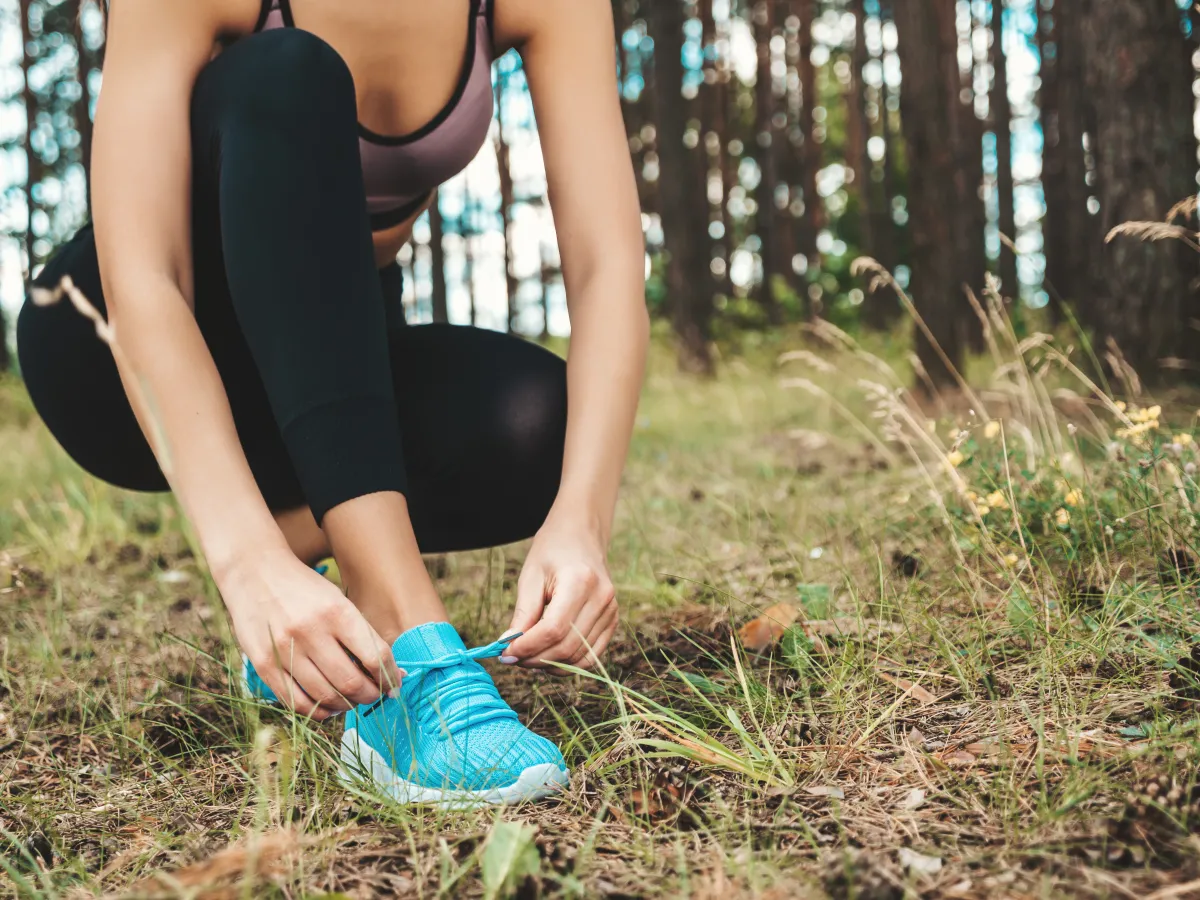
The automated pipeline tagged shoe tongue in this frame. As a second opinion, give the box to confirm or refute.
[391,621,467,666]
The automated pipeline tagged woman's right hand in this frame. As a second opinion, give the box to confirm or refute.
[217,547,404,720]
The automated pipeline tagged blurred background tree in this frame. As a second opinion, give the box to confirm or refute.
[1,0,1197,386]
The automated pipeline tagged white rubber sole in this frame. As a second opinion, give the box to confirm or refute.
[339,728,570,808]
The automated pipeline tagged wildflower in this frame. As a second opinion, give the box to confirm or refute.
[1068,423,1078,436]
[1116,421,1158,440]
[965,491,979,504]
[1055,508,1071,528]
[948,426,964,440]
[984,421,1001,439]
[1064,489,1082,507]
[1115,401,1127,413]
[1004,553,1019,567]
[946,450,965,468]
[1178,433,1195,446]
[974,504,992,518]
[986,490,1009,510]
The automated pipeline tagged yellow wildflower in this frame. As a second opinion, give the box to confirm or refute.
[1116,421,1158,440]
[1177,433,1195,446]
[1064,489,1082,507]
[965,491,979,504]
[986,490,1009,510]
[984,421,1001,439]
[1115,400,1127,413]
[1055,508,1071,528]
[974,504,992,518]
[1004,553,1020,567]
[947,450,965,468]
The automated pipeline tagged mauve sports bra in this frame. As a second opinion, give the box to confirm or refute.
[255,0,497,231]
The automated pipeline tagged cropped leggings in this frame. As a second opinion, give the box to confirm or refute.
[16,29,568,554]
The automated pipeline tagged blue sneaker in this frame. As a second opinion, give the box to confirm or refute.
[340,622,569,807]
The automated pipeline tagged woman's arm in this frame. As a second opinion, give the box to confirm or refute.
[497,0,649,669]
[91,0,401,712]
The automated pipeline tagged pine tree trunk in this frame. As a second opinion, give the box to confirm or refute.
[429,192,449,324]
[21,0,41,273]
[991,0,1019,299]
[893,0,968,387]
[648,0,714,373]
[796,0,821,297]
[495,73,519,332]
[1078,0,1200,377]
[848,0,874,261]
[1038,0,1069,321]
[753,0,783,323]
[74,0,94,193]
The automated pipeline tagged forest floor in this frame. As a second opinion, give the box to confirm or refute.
[7,316,1200,899]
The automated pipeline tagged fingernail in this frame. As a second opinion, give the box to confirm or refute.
[499,656,518,665]
[388,687,402,699]
[397,668,408,678]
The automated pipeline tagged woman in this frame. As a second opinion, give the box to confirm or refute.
[16,0,647,807]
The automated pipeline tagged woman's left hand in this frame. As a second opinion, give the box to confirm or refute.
[501,513,618,674]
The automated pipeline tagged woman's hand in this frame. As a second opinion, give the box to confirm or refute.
[501,513,618,674]
[217,546,404,719]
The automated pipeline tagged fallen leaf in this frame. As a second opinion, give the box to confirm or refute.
[738,603,801,651]
[898,847,943,877]
[898,788,926,810]
[803,785,845,799]
[879,672,938,704]
[944,749,977,767]
[905,727,927,750]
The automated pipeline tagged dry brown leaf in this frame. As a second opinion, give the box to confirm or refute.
[879,672,938,705]
[737,603,800,651]
[943,749,978,767]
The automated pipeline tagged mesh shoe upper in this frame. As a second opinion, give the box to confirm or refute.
[345,622,567,792]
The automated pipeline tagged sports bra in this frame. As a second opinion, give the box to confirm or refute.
[254,0,497,232]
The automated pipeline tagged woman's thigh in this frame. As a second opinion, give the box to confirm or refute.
[391,324,568,554]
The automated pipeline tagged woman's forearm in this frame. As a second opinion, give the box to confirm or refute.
[107,274,288,574]
[554,272,649,543]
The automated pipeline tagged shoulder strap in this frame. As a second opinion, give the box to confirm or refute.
[252,0,274,32]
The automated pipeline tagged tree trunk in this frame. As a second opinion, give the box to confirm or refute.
[848,0,874,262]
[893,0,968,387]
[796,0,821,297]
[648,0,714,372]
[753,0,783,323]
[1038,0,1068,320]
[1078,0,1200,377]
[74,0,95,193]
[495,72,519,332]
[429,191,449,324]
[21,0,41,273]
[991,0,1019,299]
[699,0,730,293]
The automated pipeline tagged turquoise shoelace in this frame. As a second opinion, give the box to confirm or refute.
[361,634,520,740]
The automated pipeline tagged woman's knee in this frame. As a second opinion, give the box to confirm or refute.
[193,29,356,133]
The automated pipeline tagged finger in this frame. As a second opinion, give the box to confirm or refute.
[536,602,618,676]
[260,664,335,721]
[288,657,353,714]
[309,638,384,707]
[501,566,550,653]
[338,618,405,698]
[506,570,591,662]
[572,604,619,670]
[524,583,613,669]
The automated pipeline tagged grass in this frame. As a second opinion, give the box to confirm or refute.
[6,286,1200,898]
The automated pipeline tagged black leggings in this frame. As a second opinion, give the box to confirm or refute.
[16,29,567,554]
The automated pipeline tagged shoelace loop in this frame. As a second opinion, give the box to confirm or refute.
[360,633,521,736]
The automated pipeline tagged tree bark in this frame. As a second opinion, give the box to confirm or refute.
[21,0,41,273]
[429,192,449,324]
[796,0,820,294]
[647,0,714,372]
[848,0,874,262]
[753,0,783,323]
[893,0,968,387]
[991,0,1019,299]
[494,71,519,332]
[1078,0,1200,377]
